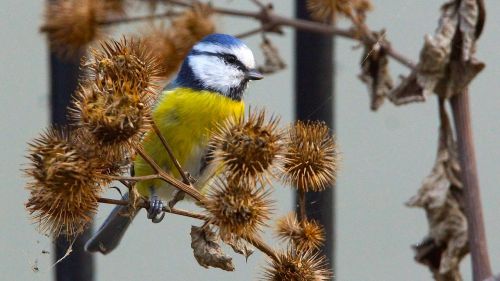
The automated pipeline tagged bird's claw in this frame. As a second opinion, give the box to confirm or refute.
[147,196,165,223]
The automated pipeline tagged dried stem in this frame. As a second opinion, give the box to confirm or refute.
[151,121,191,184]
[134,145,204,201]
[96,196,279,261]
[97,197,209,220]
[97,11,180,26]
[163,0,416,69]
[450,88,492,281]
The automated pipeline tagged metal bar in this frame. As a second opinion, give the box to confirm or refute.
[49,50,94,280]
[295,0,335,277]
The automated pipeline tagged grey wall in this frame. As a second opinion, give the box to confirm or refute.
[1,1,498,280]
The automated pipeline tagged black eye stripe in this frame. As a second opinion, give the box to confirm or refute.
[191,50,246,70]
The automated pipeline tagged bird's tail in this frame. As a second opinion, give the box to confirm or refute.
[85,193,139,254]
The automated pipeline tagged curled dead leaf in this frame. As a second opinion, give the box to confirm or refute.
[222,234,255,261]
[256,37,286,75]
[190,226,235,271]
[390,0,483,105]
[406,105,467,281]
[358,30,393,111]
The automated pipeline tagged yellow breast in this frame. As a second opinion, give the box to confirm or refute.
[134,87,245,197]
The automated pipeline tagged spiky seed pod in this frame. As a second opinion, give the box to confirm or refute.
[70,127,130,178]
[140,3,215,79]
[24,128,101,237]
[283,121,338,192]
[72,38,161,149]
[71,84,150,150]
[307,0,372,22]
[276,213,325,251]
[41,0,105,57]
[84,38,162,95]
[210,110,283,183]
[204,178,273,240]
[262,248,332,281]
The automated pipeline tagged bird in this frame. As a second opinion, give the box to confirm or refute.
[85,33,263,254]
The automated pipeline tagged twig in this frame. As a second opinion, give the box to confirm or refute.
[134,145,204,201]
[163,0,417,69]
[235,23,277,38]
[151,121,191,184]
[97,197,209,220]
[97,11,179,26]
[97,196,279,261]
[450,88,492,281]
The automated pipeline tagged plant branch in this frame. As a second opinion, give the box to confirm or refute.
[97,11,180,26]
[97,196,279,261]
[151,120,191,184]
[97,197,209,220]
[134,145,204,201]
[450,88,492,281]
[163,0,416,69]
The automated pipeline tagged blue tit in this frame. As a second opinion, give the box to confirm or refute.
[85,34,263,254]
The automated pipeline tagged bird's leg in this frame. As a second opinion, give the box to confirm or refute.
[147,187,165,223]
[167,172,197,208]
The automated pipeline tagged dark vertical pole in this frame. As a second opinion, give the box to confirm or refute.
[49,49,95,280]
[295,0,335,277]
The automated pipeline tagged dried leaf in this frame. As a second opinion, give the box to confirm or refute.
[406,106,467,281]
[190,226,235,271]
[358,30,393,111]
[222,235,255,261]
[390,0,483,105]
[458,0,478,61]
[256,38,286,75]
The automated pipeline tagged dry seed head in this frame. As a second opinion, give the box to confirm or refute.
[307,0,372,22]
[71,127,130,178]
[204,178,273,240]
[210,110,283,183]
[283,121,338,192]
[42,0,105,58]
[84,38,162,95]
[24,128,101,237]
[276,212,325,251]
[71,84,150,148]
[140,3,215,79]
[262,248,332,281]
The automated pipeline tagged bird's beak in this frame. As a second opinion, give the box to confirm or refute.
[246,69,264,80]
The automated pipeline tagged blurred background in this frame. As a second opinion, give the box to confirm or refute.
[1,1,499,280]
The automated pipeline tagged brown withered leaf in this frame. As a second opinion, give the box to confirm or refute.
[390,0,483,105]
[190,226,235,271]
[458,0,478,61]
[406,106,467,281]
[257,37,286,75]
[358,30,393,111]
[222,235,255,261]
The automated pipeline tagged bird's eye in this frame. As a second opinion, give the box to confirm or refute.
[223,54,238,64]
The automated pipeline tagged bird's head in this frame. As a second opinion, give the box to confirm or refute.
[174,34,263,101]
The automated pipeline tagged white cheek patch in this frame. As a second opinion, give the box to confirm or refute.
[193,43,256,69]
[189,55,244,93]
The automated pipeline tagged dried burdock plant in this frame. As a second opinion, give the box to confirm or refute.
[25,128,102,237]
[209,110,283,183]
[71,38,162,152]
[283,121,338,192]
[276,212,325,251]
[262,248,332,281]
[203,177,273,240]
[83,38,162,94]
[141,3,215,79]
[307,0,373,23]
[41,0,105,57]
